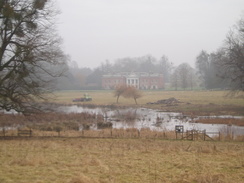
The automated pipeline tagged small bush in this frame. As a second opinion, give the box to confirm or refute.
[97,122,113,129]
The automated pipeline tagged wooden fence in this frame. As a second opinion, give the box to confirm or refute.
[175,126,220,141]
[17,129,32,137]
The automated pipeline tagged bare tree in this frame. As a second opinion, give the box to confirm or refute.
[215,16,244,92]
[158,55,173,83]
[178,63,195,90]
[122,86,142,105]
[138,55,157,72]
[0,0,67,113]
[188,68,196,90]
[100,60,113,74]
[114,84,128,103]
[171,63,195,90]
[195,50,211,88]
[170,68,180,91]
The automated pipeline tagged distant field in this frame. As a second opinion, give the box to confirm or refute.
[53,90,244,105]
[52,90,244,115]
[0,138,243,183]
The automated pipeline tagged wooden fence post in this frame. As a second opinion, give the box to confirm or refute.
[203,130,206,141]
[82,130,84,137]
[3,128,5,137]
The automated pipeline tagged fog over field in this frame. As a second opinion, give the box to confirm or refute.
[0,0,243,116]
[57,0,244,68]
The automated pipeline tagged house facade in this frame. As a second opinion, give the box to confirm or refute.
[102,72,164,90]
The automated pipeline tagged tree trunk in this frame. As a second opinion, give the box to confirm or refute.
[134,98,137,105]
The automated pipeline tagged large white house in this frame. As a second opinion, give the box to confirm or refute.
[102,72,164,90]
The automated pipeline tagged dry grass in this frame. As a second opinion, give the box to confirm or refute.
[0,138,243,183]
[52,90,244,115]
[53,90,244,105]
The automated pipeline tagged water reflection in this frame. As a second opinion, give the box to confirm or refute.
[58,105,244,136]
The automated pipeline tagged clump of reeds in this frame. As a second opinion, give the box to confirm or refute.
[97,122,112,129]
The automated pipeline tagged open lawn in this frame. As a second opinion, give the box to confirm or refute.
[52,90,244,115]
[0,138,243,183]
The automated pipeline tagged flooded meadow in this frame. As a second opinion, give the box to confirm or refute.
[59,105,244,136]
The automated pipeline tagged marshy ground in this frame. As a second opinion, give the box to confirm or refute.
[0,90,243,182]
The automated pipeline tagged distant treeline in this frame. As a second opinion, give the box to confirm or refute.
[57,16,243,92]
[56,53,228,91]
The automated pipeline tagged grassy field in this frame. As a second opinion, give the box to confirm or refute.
[52,90,244,115]
[0,90,243,183]
[53,90,244,105]
[0,138,243,183]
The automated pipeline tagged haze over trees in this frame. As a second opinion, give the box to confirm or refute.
[56,14,243,92]
[56,60,92,90]
[58,55,174,90]
[86,55,174,90]
[195,51,227,90]
[170,63,196,91]
[196,15,244,92]
[215,17,244,92]
[62,55,198,91]
[0,0,67,113]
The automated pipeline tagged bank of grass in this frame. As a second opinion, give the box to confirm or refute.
[53,90,244,115]
[0,138,243,183]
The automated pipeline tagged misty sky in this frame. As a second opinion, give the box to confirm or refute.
[57,0,244,69]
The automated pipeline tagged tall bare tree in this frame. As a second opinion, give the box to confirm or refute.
[158,55,172,83]
[114,84,127,103]
[195,50,211,88]
[215,16,244,92]
[177,63,194,90]
[170,67,180,91]
[0,0,67,113]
